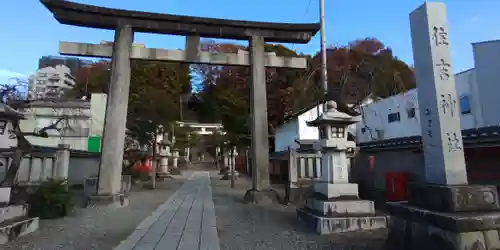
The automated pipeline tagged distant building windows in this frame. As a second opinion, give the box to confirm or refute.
[407,108,416,118]
[460,95,471,115]
[388,112,400,123]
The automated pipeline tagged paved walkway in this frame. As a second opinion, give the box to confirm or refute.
[114,172,220,250]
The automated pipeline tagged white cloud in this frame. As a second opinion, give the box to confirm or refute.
[0,69,25,78]
[470,16,481,22]
[0,69,27,86]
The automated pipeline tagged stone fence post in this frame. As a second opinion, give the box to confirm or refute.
[55,144,70,180]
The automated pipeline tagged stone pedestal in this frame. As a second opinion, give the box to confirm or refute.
[296,101,387,234]
[219,153,230,175]
[156,154,174,180]
[221,171,239,180]
[84,175,132,207]
[87,193,130,208]
[313,182,359,199]
[386,184,500,250]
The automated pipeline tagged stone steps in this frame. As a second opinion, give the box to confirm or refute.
[297,207,388,234]
[0,213,39,245]
[0,204,29,223]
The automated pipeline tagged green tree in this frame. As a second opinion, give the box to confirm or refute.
[127,61,191,145]
[69,60,192,147]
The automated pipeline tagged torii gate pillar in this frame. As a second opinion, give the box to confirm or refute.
[97,25,133,197]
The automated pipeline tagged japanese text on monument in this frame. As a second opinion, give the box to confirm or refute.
[432,23,462,153]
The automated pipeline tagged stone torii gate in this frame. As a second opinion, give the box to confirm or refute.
[41,0,319,204]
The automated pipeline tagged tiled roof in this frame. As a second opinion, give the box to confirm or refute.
[359,125,500,150]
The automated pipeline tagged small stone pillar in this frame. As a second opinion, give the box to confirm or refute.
[296,101,387,234]
[55,144,70,180]
[215,146,221,169]
[222,146,239,180]
[184,148,190,164]
[220,150,230,175]
[231,147,238,171]
[171,150,181,175]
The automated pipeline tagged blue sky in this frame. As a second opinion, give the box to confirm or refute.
[0,0,499,84]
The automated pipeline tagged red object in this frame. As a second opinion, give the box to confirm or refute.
[369,156,375,169]
[134,158,152,173]
[235,155,245,172]
[385,172,408,201]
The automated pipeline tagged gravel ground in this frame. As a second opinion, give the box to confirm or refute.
[211,172,388,250]
[3,173,191,250]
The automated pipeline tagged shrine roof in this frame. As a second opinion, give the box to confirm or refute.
[41,0,320,43]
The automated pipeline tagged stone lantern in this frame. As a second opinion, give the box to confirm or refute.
[157,132,172,178]
[306,101,359,196]
[219,141,230,175]
[296,101,387,234]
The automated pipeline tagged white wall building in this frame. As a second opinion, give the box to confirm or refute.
[28,65,76,99]
[274,103,366,152]
[274,39,500,150]
[15,93,107,151]
[356,39,500,143]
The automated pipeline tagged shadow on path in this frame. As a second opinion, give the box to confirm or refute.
[210,171,388,250]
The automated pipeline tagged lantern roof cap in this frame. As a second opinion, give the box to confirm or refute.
[306,101,360,127]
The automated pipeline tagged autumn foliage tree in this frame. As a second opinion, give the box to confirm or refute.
[193,38,415,145]
[74,37,414,148]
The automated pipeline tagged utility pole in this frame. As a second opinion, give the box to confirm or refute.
[319,0,328,107]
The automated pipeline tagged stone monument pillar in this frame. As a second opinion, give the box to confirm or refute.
[385,3,500,250]
[55,144,70,180]
[296,101,387,234]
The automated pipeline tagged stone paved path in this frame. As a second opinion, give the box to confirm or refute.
[114,171,220,250]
